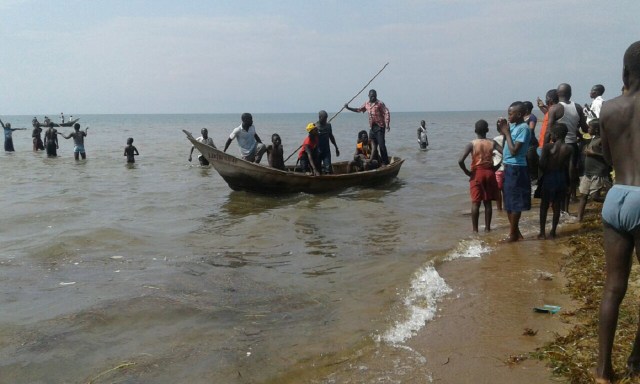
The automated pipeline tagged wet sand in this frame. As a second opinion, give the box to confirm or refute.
[407,212,582,383]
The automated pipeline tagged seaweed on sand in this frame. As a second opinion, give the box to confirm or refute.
[530,210,640,383]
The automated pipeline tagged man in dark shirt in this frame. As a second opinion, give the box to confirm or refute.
[316,110,339,174]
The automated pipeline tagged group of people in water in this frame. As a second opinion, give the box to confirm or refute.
[2,115,142,163]
[189,89,396,175]
[457,41,640,384]
[2,116,88,159]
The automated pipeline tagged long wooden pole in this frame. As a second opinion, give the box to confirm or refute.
[284,62,389,163]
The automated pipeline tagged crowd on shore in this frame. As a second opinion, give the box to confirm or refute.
[457,41,640,384]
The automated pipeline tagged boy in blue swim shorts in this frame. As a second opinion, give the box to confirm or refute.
[595,40,640,384]
[60,123,89,160]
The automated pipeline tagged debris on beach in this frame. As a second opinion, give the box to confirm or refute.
[522,328,538,336]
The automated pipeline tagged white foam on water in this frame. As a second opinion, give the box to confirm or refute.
[445,238,492,261]
[380,265,452,345]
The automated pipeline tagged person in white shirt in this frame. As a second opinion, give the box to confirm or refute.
[584,84,605,123]
[188,127,216,165]
[223,113,266,163]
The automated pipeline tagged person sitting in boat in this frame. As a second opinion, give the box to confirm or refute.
[298,123,321,176]
[188,127,216,166]
[348,130,379,173]
[223,113,266,163]
[267,133,285,170]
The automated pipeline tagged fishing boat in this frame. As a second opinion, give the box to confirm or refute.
[38,118,80,128]
[184,130,404,194]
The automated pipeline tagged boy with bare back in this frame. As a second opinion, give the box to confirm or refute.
[538,123,573,239]
[458,119,501,232]
[596,41,640,384]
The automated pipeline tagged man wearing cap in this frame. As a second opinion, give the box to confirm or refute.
[298,123,321,176]
[344,89,391,165]
[223,113,266,163]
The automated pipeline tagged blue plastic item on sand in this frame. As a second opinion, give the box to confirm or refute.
[534,305,561,314]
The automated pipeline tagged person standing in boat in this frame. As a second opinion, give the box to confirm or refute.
[344,89,391,165]
[59,123,89,160]
[1,119,26,152]
[223,113,266,163]
[298,123,321,176]
[60,113,65,124]
[188,128,216,166]
[316,110,340,174]
[417,120,428,149]
[43,122,59,157]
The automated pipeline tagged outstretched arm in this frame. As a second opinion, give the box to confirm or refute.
[0,118,4,129]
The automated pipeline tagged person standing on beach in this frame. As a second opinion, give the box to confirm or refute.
[223,113,266,163]
[43,122,58,157]
[492,124,506,211]
[344,89,391,165]
[316,110,340,174]
[546,83,588,202]
[497,101,531,242]
[524,101,539,182]
[537,123,573,239]
[417,120,429,149]
[537,89,559,157]
[188,128,216,166]
[596,41,640,384]
[585,84,605,123]
[59,123,89,160]
[1,119,26,152]
[458,119,501,232]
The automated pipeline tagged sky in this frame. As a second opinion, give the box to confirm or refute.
[1,0,639,114]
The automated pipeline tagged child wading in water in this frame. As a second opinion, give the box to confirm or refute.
[124,138,139,163]
[458,119,502,232]
[538,123,574,239]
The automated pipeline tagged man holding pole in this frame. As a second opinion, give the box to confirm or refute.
[344,89,391,165]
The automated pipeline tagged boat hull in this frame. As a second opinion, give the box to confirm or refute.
[184,130,404,194]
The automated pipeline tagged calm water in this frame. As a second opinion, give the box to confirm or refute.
[0,111,521,383]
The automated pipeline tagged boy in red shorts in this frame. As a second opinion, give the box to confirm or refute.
[458,119,502,232]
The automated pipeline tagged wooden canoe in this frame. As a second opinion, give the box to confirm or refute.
[38,118,80,128]
[184,130,404,194]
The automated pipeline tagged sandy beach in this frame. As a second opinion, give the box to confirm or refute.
[408,206,588,383]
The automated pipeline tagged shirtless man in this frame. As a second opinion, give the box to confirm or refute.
[60,123,89,160]
[595,40,640,384]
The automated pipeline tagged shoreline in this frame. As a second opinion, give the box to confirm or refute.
[407,203,601,383]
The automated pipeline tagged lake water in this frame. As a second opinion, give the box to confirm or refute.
[0,111,527,383]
